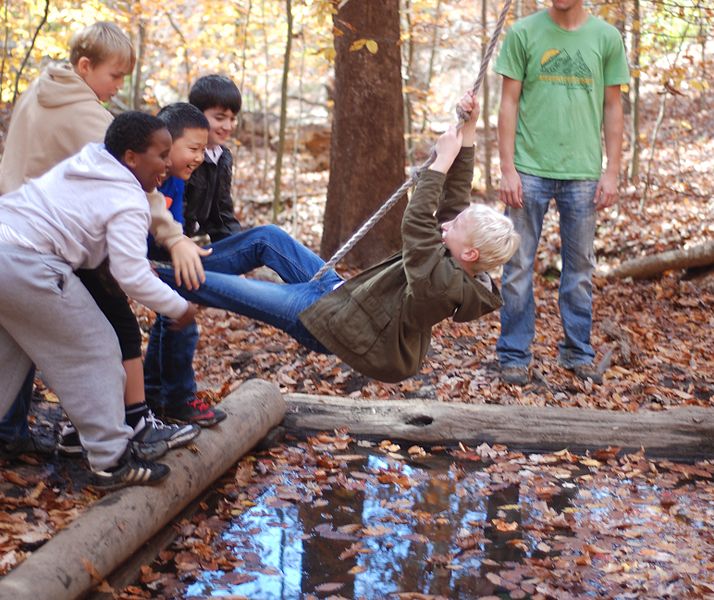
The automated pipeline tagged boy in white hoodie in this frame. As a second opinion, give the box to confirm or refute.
[0,22,207,457]
[0,112,197,490]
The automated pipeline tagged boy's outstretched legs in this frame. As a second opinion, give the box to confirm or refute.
[202,225,329,283]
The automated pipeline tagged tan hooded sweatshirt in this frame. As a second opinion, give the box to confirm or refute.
[0,63,184,248]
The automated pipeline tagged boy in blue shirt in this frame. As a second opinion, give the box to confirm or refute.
[146,76,242,426]
[145,103,227,426]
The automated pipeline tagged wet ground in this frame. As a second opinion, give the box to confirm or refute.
[128,432,714,600]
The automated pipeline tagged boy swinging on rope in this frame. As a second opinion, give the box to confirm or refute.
[154,91,520,382]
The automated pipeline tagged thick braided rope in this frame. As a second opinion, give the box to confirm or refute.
[311,0,513,282]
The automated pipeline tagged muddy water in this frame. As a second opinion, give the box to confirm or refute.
[182,449,565,598]
[176,445,713,599]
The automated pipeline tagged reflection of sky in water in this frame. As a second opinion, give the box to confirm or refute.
[180,451,710,599]
[185,453,493,599]
[186,503,304,598]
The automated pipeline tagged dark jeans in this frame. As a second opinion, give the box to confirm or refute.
[144,317,199,408]
[0,366,34,441]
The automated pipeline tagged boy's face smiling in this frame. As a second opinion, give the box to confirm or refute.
[203,106,238,147]
[124,128,172,192]
[76,56,132,103]
[166,127,208,181]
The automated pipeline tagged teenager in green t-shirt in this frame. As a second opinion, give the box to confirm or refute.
[494,0,629,386]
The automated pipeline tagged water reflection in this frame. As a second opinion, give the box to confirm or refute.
[184,451,538,599]
[179,447,713,599]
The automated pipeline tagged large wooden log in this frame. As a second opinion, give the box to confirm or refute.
[284,394,714,458]
[610,240,714,279]
[0,380,285,600]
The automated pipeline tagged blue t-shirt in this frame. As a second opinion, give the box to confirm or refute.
[148,176,185,258]
[158,176,185,226]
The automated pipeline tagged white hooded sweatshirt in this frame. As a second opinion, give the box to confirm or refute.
[0,143,188,319]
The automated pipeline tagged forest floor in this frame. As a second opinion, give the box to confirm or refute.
[0,81,712,597]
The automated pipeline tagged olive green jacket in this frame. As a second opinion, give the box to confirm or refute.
[300,146,502,382]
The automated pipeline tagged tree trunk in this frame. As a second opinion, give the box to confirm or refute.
[321,0,405,268]
[132,19,146,110]
[610,241,714,280]
[272,0,292,222]
[165,11,191,98]
[260,0,271,190]
[0,0,10,101]
[402,0,415,163]
[420,0,442,135]
[481,0,493,199]
[11,0,49,105]
[628,0,641,182]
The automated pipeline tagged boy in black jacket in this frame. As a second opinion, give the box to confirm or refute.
[184,75,242,244]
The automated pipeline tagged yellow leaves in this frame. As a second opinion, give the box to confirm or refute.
[690,79,709,92]
[349,38,379,54]
[314,46,336,62]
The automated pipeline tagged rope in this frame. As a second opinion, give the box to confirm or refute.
[311,0,513,282]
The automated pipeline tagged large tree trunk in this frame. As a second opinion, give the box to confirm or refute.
[321,0,405,268]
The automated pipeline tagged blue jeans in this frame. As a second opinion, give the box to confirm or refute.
[496,172,598,368]
[0,366,34,442]
[148,225,341,398]
[144,317,199,407]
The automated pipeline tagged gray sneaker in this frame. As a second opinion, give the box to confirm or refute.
[131,412,201,450]
[569,363,603,385]
[59,412,199,461]
[501,366,529,386]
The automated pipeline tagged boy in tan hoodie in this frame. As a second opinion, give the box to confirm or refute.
[0,22,207,458]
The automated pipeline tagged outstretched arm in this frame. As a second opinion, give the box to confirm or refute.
[436,91,480,223]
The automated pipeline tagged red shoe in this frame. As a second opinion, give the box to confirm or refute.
[164,397,227,428]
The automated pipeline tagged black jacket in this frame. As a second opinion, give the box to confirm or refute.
[184,146,242,242]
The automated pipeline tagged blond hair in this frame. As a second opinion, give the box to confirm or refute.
[69,22,135,69]
[461,204,520,272]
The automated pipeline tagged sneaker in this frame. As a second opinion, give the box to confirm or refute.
[0,430,56,458]
[90,446,170,491]
[132,412,201,450]
[58,423,83,456]
[164,397,227,428]
[569,363,603,385]
[59,415,189,461]
[500,366,529,386]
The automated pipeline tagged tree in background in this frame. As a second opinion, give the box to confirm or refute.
[320,0,405,268]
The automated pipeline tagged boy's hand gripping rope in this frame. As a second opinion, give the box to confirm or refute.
[310,0,513,282]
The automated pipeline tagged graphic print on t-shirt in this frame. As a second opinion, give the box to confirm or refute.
[538,48,593,91]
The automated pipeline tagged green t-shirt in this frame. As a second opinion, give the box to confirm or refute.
[494,10,630,179]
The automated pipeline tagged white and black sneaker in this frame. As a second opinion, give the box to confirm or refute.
[57,423,84,456]
[91,446,170,491]
[58,412,198,461]
[132,412,200,450]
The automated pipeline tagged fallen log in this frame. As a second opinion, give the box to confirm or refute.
[610,240,714,279]
[284,394,714,458]
[0,379,285,600]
